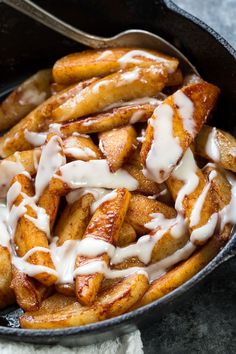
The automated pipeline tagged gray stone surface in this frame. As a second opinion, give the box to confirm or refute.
[142,1,236,353]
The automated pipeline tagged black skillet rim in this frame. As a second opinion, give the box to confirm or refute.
[0,0,235,338]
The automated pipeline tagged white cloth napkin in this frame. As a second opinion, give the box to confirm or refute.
[0,330,143,354]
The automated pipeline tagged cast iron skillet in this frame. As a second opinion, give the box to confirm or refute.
[0,0,235,346]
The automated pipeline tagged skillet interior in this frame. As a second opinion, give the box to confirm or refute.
[0,0,235,346]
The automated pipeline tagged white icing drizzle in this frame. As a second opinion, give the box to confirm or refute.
[74,241,196,282]
[25,208,50,239]
[143,103,182,183]
[117,67,141,86]
[96,50,113,60]
[91,79,110,94]
[118,50,170,70]
[190,170,217,227]
[129,110,145,124]
[190,213,218,244]
[6,182,50,240]
[49,123,62,135]
[103,96,162,112]
[50,239,80,284]
[173,90,195,136]
[219,171,236,230]
[172,148,199,212]
[35,136,66,200]
[90,189,117,214]
[64,147,96,159]
[72,132,90,138]
[0,160,24,198]
[12,256,58,278]
[6,181,21,209]
[58,159,138,190]
[66,187,116,215]
[111,213,187,265]
[145,212,187,238]
[24,129,47,147]
[205,127,220,162]
[33,149,40,171]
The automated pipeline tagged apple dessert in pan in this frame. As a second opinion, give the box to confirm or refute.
[0,48,235,329]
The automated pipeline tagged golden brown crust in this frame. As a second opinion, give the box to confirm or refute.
[99,125,137,172]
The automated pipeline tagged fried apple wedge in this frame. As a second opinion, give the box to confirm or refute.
[53,48,178,85]
[20,273,148,329]
[60,103,155,137]
[203,164,233,241]
[99,125,137,172]
[75,188,131,306]
[124,164,165,195]
[0,78,98,158]
[63,135,102,161]
[5,149,40,176]
[117,222,137,247]
[0,246,15,310]
[0,69,51,132]
[56,193,94,246]
[141,82,220,183]
[51,65,168,122]
[11,267,51,312]
[166,149,218,246]
[126,194,176,235]
[195,125,236,172]
[38,187,60,231]
[11,174,57,286]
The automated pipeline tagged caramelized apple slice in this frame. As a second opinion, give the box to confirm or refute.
[141,82,220,183]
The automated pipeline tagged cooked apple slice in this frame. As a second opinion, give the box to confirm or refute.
[195,125,236,172]
[51,65,168,122]
[117,222,137,247]
[60,103,155,136]
[5,149,40,176]
[141,82,220,183]
[56,193,94,246]
[124,164,165,196]
[53,48,178,85]
[63,135,102,161]
[12,174,57,286]
[11,267,51,312]
[0,69,51,132]
[75,188,130,306]
[99,125,137,172]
